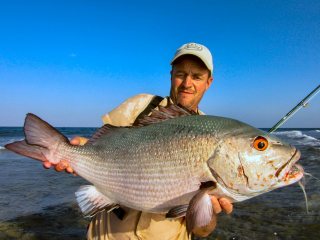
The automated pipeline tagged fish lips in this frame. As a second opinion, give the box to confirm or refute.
[275,148,304,183]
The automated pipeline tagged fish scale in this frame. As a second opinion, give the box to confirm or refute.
[59,117,218,211]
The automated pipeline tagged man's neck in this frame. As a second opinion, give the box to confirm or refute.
[168,96,199,113]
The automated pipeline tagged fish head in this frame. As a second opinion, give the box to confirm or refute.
[207,124,303,201]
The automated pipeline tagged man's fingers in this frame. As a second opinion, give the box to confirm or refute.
[210,196,222,214]
[66,166,74,174]
[54,160,68,172]
[43,160,76,175]
[70,137,81,145]
[42,159,75,175]
[55,164,65,172]
[43,161,52,169]
[219,198,233,214]
[70,136,88,146]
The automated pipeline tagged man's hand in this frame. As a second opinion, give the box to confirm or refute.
[212,197,233,214]
[192,196,233,237]
[42,136,88,174]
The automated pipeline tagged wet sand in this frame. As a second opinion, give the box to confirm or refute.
[0,202,88,240]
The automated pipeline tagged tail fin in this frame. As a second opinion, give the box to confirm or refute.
[5,113,69,164]
[24,113,68,147]
[5,140,47,162]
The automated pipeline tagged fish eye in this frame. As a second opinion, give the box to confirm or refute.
[253,136,268,151]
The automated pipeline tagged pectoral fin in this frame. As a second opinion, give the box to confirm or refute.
[75,185,119,217]
[166,204,189,218]
[186,190,214,235]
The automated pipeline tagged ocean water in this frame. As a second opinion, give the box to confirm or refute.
[0,127,319,239]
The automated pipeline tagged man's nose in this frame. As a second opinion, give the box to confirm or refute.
[182,75,193,87]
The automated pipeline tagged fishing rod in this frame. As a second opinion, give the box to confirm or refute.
[268,84,320,133]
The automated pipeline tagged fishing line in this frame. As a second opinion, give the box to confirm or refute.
[298,180,309,214]
[304,172,320,181]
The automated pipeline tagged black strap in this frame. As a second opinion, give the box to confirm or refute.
[112,207,126,220]
[133,95,164,126]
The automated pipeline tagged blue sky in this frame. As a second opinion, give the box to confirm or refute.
[1,0,319,127]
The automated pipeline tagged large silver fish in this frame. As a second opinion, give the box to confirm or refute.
[5,105,304,234]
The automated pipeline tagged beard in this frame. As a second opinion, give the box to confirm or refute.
[170,86,198,111]
[176,90,196,110]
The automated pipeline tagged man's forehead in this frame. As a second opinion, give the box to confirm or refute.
[174,69,207,76]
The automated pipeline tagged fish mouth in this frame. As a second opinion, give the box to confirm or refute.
[284,164,304,182]
[275,148,304,183]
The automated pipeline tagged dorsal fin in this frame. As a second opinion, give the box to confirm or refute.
[133,104,197,127]
[88,104,196,144]
[87,124,129,144]
[133,95,164,125]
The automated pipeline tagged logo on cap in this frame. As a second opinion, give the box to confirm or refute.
[184,43,203,51]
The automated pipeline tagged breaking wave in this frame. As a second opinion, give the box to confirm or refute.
[273,130,320,147]
[0,137,24,151]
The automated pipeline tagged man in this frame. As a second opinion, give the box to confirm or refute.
[45,42,233,239]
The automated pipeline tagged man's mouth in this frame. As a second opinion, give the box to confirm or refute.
[179,90,194,95]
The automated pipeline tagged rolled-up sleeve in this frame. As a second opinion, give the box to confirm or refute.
[101,94,156,126]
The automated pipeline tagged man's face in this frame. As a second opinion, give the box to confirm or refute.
[170,57,213,111]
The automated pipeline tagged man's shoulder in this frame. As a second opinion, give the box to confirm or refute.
[125,93,158,104]
[102,94,166,126]
[117,93,165,112]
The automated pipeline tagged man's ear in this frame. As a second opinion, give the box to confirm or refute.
[206,76,213,90]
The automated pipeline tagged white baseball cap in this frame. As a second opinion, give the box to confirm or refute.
[171,42,213,74]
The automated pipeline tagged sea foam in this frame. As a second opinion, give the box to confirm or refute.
[273,130,320,147]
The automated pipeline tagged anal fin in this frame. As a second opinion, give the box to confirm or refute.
[75,185,119,217]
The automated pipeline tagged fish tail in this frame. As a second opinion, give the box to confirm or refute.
[5,113,69,164]
[5,140,48,161]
